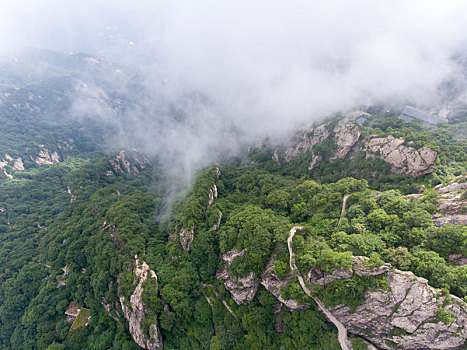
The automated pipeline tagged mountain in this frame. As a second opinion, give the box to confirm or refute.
[0,50,466,350]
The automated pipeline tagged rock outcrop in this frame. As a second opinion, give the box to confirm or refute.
[119,257,162,350]
[216,249,259,305]
[0,154,25,178]
[283,123,331,162]
[177,226,194,252]
[365,136,437,176]
[449,254,467,266]
[312,258,467,350]
[330,121,361,160]
[109,149,150,176]
[208,184,218,206]
[217,235,467,349]
[35,147,61,165]
[276,118,438,177]
[210,211,222,231]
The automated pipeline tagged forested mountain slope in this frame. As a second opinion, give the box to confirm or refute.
[0,50,466,350]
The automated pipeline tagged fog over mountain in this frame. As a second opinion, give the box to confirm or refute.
[2,0,467,178]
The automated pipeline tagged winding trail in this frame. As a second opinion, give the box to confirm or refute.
[338,193,350,226]
[288,226,353,350]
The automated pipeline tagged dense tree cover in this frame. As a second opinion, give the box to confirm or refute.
[0,64,466,350]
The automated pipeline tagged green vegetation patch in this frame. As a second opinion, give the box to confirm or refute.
[70,308,90,331]
[313,274,389,310]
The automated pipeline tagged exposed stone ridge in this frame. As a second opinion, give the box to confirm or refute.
[217,242,467,349]
[35,147,61,165]
[0,154,25,178]
[108,149,150,175]
[365,135,437,176]
[208,184,218,206]
[282,123,331,162]
[210,211,223,231]
[119,256,162,350]
[179,226,194,252]
[216,249,259,305]
[314,259,467,350]
[276,118,438,177]
[171,177,220,251]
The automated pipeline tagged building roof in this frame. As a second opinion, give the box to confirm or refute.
[400,106,447,125]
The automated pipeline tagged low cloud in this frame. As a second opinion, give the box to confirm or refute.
[2,0,467,181]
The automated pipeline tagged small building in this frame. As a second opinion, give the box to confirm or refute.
[399,106,447,126]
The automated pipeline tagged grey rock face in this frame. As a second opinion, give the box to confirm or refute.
[210,210,222,231]
[308,266,353,286]
[35,148,60,165]
[433,214,467,226]
[216,249,259,305]
[365,135,437,176]
[323,262,467,350]
[276,118,438,177]
[330,121,361,160]
[119,257,162,350]
[178,226,194,252]
[283,123,331,162]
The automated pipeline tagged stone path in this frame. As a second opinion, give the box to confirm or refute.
[287,226,353,350]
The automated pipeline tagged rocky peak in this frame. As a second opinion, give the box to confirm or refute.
[119,256,162,350]
[282,123,331,162]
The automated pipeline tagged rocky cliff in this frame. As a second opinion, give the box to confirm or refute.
[275,118,438,177]
[218,250,467,349]
[119,257,163,350]
[325,257,467,350]
[365,136,437,176]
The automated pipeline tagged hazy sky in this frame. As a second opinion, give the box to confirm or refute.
[2,0,467,180]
